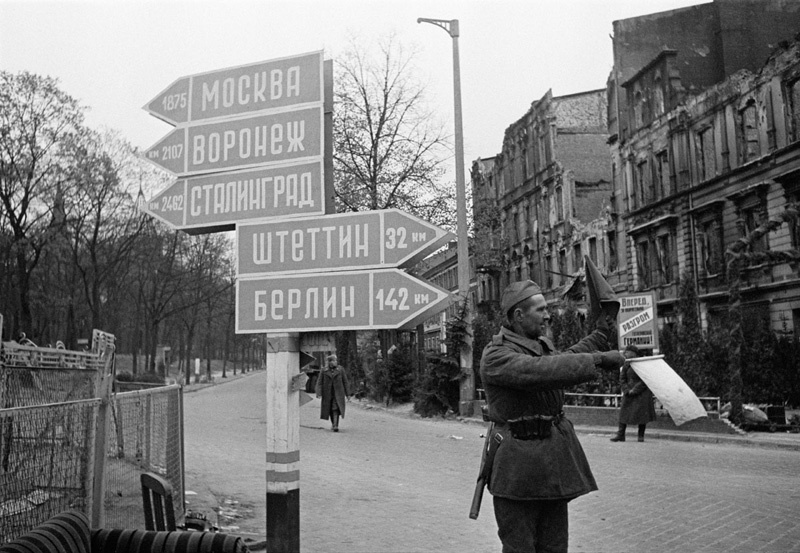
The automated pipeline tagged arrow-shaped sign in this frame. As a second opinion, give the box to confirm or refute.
[144,51,324,126]
[139,160,325,234]
[236,269,451,334]
[300,350,316,369]
[143,106,323,177]
[237,209,454,276]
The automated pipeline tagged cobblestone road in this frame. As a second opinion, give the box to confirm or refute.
[184,372,800,553]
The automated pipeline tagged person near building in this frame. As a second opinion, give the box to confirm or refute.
[610,344,656,443]
[479,280,625,553]
[315,354,350,432]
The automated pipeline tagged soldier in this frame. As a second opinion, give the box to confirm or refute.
[479,280,624,553]
[315,354,350,432]
[610,344,656,442]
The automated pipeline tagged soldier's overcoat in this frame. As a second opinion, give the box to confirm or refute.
[316,365,350,420]
[618,363,657,425]
[480,326,609,500]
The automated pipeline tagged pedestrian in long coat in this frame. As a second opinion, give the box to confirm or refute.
[315,354,350,432]
[479,280,625,553]
[610,344,656,442]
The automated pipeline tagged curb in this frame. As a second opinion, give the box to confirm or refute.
[181,369,264,394]
[452,414,800,451]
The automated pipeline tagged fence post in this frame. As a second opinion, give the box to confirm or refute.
[144,393,152,468]
[90,351,114,528]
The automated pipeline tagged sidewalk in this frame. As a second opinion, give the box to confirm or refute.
[176,366,261,393]
[184,372,800,451]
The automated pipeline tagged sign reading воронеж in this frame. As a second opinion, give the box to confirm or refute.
[143,51,323,126]
[236,209,454,276]
[143,106,323,176]
[236,269,451,333]
[617,292,658,351]
[141,160,324,234]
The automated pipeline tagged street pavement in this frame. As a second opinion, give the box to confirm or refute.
[183,371,800,553]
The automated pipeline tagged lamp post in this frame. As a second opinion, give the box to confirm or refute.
[418,17,474,416]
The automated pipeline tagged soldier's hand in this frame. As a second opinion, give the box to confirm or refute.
[593,351,625,371]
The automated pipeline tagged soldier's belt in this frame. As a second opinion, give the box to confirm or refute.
[505,412,564,440]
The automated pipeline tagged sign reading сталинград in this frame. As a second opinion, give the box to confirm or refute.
[236,269,451,334]
[236,209,454,276]
[143,51,323,126]
[617,292,658,351]
[140,160,324,234]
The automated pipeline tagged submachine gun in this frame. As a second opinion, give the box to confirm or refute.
[469,407,503,520]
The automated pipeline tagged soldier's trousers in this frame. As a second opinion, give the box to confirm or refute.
[493,496,568,553]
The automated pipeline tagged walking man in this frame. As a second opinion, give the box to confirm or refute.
[316,354,350,432]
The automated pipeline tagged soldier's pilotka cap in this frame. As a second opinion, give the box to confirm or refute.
[501,280,543,314]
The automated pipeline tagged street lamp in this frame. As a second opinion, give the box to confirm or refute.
[418,17,474,416]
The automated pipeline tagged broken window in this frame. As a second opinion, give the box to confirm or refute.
[636,159,650,206]
[740,101,760,162]
[656,232,675,285]
[691,201,725,279]
[698,126,716,182]
[791,80,800,141]
[673,132,691,190]
[512,211,519,243]
[636,240,651,289]
[766,86,777,152]
[633,88,644,129]
[556,186,564,221]
[607,230,618,272]
[653,75,665,117]
[786,182,800,249]
[720,108,731,172]
[656,150,670,199]
[735,193,768,254]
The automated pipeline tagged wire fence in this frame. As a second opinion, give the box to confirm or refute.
[0,399,99,543]
[104,385,184,529]
[1,334,184,543]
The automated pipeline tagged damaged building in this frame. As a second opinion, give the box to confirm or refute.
[422,0,800,356]
[471,89,612,311]
[608,0,800,336]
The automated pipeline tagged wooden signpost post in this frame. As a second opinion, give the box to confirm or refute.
[142,51,452,553]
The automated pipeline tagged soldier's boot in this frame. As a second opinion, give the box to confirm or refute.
[610,423,626,442]
[638,424,646,442]
[332,413,340,432]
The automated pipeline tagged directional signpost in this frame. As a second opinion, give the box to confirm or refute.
[237,208,454,276]
[143,106,323,176]
[144,51,323,126]
[141,51,452,553]
[236,269,450,333]
[140,160,324,234]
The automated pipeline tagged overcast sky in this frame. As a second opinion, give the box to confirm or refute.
[2,0,703,176]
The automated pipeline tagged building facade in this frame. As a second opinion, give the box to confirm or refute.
[616,39,800,336]
[422,0,800,357]
[471,88,613,311]
[608,0,800,336]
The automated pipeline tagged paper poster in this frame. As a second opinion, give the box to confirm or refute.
[628,355,707,427]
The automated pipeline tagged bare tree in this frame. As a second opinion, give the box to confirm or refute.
[59,128,150,337]
[0,71,85,338]
[333,34,456,229]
